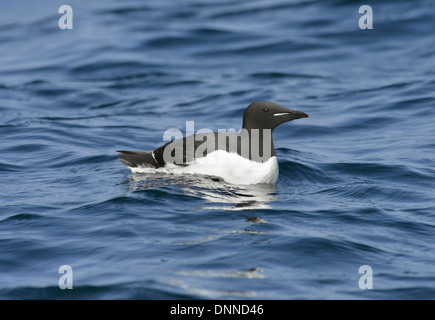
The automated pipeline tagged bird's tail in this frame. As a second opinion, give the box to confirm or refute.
[117,150,160,168]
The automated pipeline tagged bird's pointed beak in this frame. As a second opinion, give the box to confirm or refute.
[273,109,309,121]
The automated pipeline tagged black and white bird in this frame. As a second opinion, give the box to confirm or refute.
[118,101,308,184]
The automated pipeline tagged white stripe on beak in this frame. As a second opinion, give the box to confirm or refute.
[273,113,290,117]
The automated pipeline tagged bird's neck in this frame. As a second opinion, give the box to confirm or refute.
[242,128,276,160]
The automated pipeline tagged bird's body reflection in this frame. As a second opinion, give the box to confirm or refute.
[124,172,278,210]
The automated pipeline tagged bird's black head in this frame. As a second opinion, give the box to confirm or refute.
[242,101,309,131]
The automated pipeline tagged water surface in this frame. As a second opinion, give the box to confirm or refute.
[1,0,435,299]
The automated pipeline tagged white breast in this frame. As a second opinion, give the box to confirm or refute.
[131,150,279,185]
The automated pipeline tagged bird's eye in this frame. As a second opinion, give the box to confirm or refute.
[263,107,269,112]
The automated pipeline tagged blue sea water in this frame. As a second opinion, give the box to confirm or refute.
[1,0,435,300]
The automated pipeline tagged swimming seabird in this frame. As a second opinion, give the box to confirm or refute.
[118,101,308,184]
